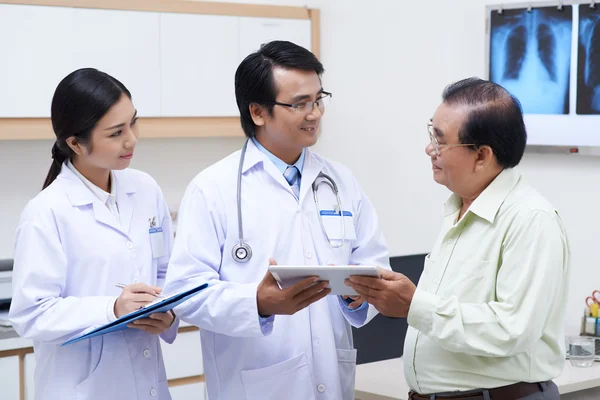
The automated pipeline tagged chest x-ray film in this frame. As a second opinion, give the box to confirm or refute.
[487,5,600,149]
[577,6,600,114]
[489,7,572,115]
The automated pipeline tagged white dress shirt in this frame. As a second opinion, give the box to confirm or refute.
[404,168,571,394]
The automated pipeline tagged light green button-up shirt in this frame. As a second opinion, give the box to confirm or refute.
[404,168,570,394]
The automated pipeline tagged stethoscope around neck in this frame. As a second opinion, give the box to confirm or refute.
[232,138,346,263]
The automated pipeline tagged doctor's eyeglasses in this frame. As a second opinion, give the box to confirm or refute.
[271,91,332,113]
[427,121,475,156]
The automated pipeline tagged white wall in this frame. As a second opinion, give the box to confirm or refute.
[0,0,594,336]
[0,137,244,255]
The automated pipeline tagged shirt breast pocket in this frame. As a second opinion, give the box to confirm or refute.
[439,259,492,302]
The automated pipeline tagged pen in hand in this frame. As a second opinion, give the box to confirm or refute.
[115,283,165,299]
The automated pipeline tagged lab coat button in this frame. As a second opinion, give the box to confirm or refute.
[127,241,133,250]
[143,349,151,358]
[317,384,325,393]
[150,388,157,396]
[313,337,319,346]
[306,251,312,259]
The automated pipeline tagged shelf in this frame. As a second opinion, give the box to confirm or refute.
[0,117,244,140]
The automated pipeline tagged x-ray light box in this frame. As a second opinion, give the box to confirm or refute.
[486,1,600,155]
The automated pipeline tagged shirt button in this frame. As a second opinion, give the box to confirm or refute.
[317,384,325,393]
[127,242,133,250]
[143,349,151,358]
[150,388,157,396]
[306,251,312,259]
[313,337,319,346]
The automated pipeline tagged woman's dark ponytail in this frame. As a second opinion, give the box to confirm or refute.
[41,68,131,190]
[42,142,69,189]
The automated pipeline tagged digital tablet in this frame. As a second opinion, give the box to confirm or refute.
[268,265,380,296]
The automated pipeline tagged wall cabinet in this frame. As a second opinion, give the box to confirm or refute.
[0,0,320,140]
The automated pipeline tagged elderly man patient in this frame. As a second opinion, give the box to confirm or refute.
[347,78,570,400]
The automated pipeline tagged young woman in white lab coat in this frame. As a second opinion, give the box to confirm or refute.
[9,68,178,400]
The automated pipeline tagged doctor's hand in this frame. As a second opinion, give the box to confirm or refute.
[257,259,331,317]
[127,311,176,335]
[114,283,163,318]
[345,268,416,318]
[341,295,365,309]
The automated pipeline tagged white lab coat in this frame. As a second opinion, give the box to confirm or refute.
[164,140,390,400]
[9,164,178,400]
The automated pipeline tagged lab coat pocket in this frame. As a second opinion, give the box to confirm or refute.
[75,336,103,399]
[80,336,103,381]
[240,353,316,400]
[323,227,354,266]
[337,348,357,400]
[76,334,136,400]
[321,212,357,241]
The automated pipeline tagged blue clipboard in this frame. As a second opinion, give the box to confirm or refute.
[61,282,209,346]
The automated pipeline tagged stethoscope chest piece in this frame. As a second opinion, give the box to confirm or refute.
[232,242,252,263]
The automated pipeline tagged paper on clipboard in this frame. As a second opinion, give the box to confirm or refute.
[61,282,209,346]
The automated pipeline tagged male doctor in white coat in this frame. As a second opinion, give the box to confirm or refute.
[164,40,390,400]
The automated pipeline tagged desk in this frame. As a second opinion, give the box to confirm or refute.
[0,322,206,400]
[355,358,600,400]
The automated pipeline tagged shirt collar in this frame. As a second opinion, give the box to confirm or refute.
[251,137,305,175]
[444,168,521,224]
[66,160,117,205]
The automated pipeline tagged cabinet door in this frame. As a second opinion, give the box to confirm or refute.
[169,382,207,400]
[71,8,161,117]
[161,330,203,379]
[160,13,240,117]
[238,16,312,61]
[0,4,75,117]
[0,356,20,399]
[25,353,35,400]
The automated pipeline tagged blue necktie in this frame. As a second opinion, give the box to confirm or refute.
[283,166,301,198]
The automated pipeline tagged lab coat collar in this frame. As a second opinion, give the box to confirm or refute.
[250,137,306,174]
[241,138,265,174]
[299,148,325,202]
[59,163,137,237]
[241,139,324,202]
[242,139,298,199]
